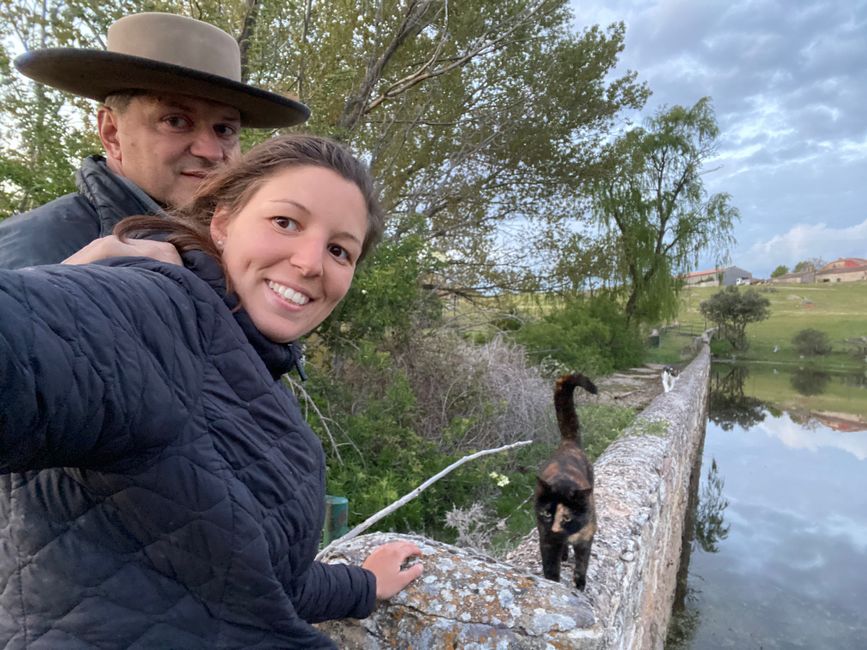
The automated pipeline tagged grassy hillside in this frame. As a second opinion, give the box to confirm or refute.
[649,281,867,369]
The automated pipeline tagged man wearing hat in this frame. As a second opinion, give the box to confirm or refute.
[0,12,309,269]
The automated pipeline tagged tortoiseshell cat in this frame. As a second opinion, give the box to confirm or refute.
[535,372,598,590]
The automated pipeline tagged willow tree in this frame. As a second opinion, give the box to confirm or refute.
[1,0,647,297]
[589,97,738,325]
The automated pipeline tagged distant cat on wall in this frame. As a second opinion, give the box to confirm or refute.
[535,372,598,590]
[662,365,679,393]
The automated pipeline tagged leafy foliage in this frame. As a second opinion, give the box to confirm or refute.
[770,264,789,278]
[584,98,738,325]
[791,328,832,356]
[1,0,649,299]
[793,258,824,273]
[512,293,645,375]
[700,286,771,351]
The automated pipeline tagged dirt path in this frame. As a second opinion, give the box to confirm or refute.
[576,363,671,412]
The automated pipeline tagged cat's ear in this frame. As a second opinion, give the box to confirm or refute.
[536,478,551,494]
[569,487,592,501]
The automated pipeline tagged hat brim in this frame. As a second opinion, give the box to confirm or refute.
[15,49,310,129]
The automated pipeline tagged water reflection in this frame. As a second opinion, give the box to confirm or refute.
[667,363,867,649]
[668,457,731,649]
[790,367,831,396]
[694,459,729,553]
[757,412,867,460]
[708,365,767,431]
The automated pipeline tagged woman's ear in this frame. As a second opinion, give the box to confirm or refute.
[210,206,231,249]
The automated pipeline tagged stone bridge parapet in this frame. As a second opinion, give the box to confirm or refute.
[319,345,711,649]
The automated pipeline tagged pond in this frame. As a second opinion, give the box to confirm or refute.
[667,363,867,649]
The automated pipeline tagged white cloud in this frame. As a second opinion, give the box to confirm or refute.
[570,0,867,277]
[757,412,867,460]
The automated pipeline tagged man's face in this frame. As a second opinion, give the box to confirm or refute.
[98,93,242,208]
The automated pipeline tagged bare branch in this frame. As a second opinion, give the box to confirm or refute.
[316,439,533,559]
[284,375,344,465]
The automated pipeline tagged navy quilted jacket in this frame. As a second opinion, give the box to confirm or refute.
[0,156,162,270]
[0,252,375,648]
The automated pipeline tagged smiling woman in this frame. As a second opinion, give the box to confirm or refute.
[0,134,420,649]
[210,165,368,342]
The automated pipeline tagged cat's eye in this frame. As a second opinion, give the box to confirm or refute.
[561,514,572,522]
[540,511,553,519]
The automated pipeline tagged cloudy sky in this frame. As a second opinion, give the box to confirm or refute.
[570,0,867,278]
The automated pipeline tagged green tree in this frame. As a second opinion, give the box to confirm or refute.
[699,286,770,351]
[2,0,647,296]
[586,97,739,325]
[792,328,832,356]
[793,258,824,273]
[770,265,789,278]
[513,292,644,375]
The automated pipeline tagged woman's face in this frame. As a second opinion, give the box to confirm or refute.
[210,165,368,343]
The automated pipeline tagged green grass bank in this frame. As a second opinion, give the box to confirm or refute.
[648,281,867,369]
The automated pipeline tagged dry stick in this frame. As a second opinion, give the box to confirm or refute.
[316,439,533,560]
[284,375,345,465]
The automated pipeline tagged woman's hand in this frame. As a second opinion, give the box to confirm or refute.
[62,235,182,266]
[361,541,424,600]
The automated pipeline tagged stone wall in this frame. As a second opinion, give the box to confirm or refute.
[319,346,711,648]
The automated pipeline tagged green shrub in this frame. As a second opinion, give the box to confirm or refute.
[513,294,645,375]
[792,328,832,356]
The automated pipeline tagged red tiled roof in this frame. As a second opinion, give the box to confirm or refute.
[684,268,721,278]
[819,257,867,271]
[817,264,867,275]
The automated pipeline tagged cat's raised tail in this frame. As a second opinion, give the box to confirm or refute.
[554,373,598,445]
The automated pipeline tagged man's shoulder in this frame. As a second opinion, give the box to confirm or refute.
[0,194,101,269]
[2,192,98,227]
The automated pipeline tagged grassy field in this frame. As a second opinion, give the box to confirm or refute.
[649,281,867,369]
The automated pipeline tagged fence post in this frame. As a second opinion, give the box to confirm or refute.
[323,495,350,545]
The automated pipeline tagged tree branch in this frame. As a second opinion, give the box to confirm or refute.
[316,439,533,559]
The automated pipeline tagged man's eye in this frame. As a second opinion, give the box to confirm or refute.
[214,124,238,138]
[164,116,192,129]
[273,217,298,231]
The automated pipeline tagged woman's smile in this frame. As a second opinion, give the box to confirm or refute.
[267,279,311,306]
[210,165,368,343]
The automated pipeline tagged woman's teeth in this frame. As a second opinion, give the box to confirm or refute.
[268,280,310,306]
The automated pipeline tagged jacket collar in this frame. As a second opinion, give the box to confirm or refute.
[76,156,166,234]
[182,250,304,380]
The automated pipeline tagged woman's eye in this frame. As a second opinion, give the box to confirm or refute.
[328,244,350,262]
[272,216,299,231]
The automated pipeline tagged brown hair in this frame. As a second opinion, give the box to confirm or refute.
[102,90,149,114]
[115,134,384,264]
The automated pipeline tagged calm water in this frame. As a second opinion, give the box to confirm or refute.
[668,364,867,649]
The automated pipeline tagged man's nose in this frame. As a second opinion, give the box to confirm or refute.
[189,128,226,163]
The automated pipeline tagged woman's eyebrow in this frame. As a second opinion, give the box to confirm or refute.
[268,199,363,245]
[269,199,310,213]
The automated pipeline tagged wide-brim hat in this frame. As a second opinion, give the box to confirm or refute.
[14,12,309,129]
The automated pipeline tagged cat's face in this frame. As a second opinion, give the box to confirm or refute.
[535,482,593,537]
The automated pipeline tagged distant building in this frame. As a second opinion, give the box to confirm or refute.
[816,258,867,283]
[772,270,815,284]
[683,266,752,287]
